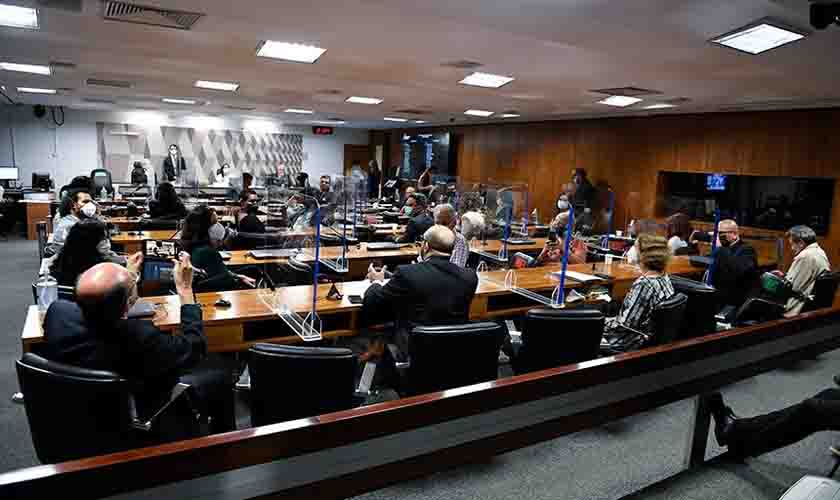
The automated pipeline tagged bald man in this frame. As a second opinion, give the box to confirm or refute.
[363,225,480,357]
[42,254,235,433]
[692,219,759,308]
[434,203,469,268]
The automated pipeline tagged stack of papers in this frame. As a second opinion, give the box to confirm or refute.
[551,271,603,283]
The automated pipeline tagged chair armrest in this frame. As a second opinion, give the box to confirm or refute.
[130,382,193,432]
[355,361,377,398]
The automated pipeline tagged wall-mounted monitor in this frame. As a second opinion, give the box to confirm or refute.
[706,174,726,191]
[400,132,457,180]
[0,166,18,180]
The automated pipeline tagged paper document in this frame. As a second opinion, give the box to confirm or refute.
[551,271,603,283]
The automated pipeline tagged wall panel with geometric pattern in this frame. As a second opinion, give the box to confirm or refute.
[97,122,303,184]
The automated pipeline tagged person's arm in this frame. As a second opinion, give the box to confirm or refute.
[362,266,412,321]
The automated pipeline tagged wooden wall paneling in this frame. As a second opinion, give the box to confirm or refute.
[738,112,787,176]
[675,114,709,173]
[705,112,749,175]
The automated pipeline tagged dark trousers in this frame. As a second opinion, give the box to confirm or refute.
[730,388,840,457]
[179,354,237,434]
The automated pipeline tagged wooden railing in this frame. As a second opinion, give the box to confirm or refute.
[3,307,840,500]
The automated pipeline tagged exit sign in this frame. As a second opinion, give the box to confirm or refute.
[312,126,334,135]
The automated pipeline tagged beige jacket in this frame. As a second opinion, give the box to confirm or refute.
[785,243,831,316]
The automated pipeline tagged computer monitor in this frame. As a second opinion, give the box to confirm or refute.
[31,172,52,191]
[0,167,18,181]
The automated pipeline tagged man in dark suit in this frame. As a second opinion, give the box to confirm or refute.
[162,144,187,182]
[691,219,759,308]
[42,254,235,433]
[363,225,479,357]
[235,189,266,234]
[396,193,434,243]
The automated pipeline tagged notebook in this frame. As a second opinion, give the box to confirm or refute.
[551,270,603,283]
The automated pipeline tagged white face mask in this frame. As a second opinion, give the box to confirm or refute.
[80,202,97,218]
[209,222,226,242]
[557,199,569,212]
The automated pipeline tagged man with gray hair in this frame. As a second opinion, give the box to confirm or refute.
[434,203,469,267]
[781,225,830,316]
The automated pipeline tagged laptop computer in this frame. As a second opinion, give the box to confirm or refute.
[248,248,300,259]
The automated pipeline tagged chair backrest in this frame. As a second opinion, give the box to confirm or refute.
[514,308,604,374]
[90,169,113,194]
[670,275,718,338]
[16,353,135,463]
[30,283,76,305]
[248,344,358,427]
[651,292,688,345]
[36,221,47,260]
[733,297,784,327]
[406,322,504,396]
[802,271,839,313]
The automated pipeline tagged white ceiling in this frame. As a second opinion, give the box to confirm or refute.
[0,0,839,129]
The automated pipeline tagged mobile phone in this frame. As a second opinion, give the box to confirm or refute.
[348,295,363,304]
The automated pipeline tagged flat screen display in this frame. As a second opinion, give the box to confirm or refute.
[0,167,19,180]
[400,132,456,180]
[706,174,726,191]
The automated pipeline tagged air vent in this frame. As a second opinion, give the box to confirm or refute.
[49,61,77,71]
[590,86,663,97]
[316,89,343,95]
[37,0,83,12]
[83,97,116,104]
[393,109,428,115]
[86,78,133,88]
[102,1,203,30]
[223,104,257,111]
[441,60,483,70]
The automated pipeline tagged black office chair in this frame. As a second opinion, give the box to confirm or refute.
[802,271,839,313]
[394,322,505,397]
[651,292,689,345]
[247,344,359,427]
[90,168,114,196]
[671,276,718,338]
[31,283,77,304]
[512,308,604,375]
[732,297,784,327]
[16,353,203,463]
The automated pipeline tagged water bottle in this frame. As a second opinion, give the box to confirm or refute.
[100,186,108,200]
[531,208,539,225]
[35,274,58,313]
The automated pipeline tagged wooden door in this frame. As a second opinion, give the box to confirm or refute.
[344,145,372,176]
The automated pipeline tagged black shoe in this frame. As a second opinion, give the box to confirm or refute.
[707,393,738,447]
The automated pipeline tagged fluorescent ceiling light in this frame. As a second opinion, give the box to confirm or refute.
[345,96,383,105]
[464,109,494,117]
[459,72,515,89]
[17,87,55,94]
[256,41,326,63]
[194,80,239,92]
[285,108,313,114]
[0,4,38,29]
[383,117,408,122]
[499,113,521,118]
[163,98,197,105]
[597,95,642,107]
[314,120,345,125]
[0,62,50,75]
[643,103,676,110]
[413,120,427,124]
[711,22,805,55]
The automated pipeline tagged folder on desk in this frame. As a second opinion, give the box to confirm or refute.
[551,270,603,283]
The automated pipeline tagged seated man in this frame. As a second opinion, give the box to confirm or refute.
[396,193,434,243]
[710,389,840,459]
[235,189,265,234]
[317,175,335,205]
[433,203,468,268]
[398,186,416,214]
[41,254,235,433]
[691,219,758,309]
[364,225,479,356]
[48,188,96,256]
[780,225,830,317]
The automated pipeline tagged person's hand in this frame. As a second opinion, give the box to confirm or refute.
[173,252,194,304]
[125,252,143,276]
[238,274,257,288]
[366,263,387,282]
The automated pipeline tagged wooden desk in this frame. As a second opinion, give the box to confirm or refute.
[111,230,180,254]
[19,199,53,240]
[470,237,548,255]
[108,217,142,231]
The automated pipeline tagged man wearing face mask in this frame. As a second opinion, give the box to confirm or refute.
[235,190,265,234]
[42,254,236,434]
[396,193,434,243]
[697,219,759,309]
[49,189,97,256]
[775,225,830,317]
[363,225,480,358]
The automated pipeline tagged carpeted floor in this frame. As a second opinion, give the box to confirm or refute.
[1,236,838,500]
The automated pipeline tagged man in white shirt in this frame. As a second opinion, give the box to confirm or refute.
[781,225,831,317]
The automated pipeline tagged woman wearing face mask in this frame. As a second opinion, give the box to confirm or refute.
[181,206,256,290]
[50,219,141,287]
[162,144,187,182]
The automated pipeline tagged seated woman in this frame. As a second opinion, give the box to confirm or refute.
[666,212,692,254]
[181,206,256,291]
[50,219,141,287]
[603,234,675,349]
[149,182,187,220]
[534,232,587,267]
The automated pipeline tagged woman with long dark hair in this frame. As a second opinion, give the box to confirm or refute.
[149,182,187,219]
[50,219,109,287]
[181,206,255,291]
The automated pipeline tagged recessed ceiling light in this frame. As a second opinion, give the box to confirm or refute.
[314,119,346,125]
[383,117,408,122]
[499,113,521,118]
[414,120,427,124]
[163,98,197,105]
[711,20,806,55]
[459,72,515,89]
[345,96,383,105]
[285,108,313,114]
[0,62,50,75]
[464,109,494,117]
[194,80,239,92]
[643,103,676,110]
[597,95,642,107]
[17,87,56,94]
[256,41,326,63]
[0,4,38,29]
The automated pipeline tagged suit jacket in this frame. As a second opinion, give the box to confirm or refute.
[162,155,187,182]
[711,239,759,307]
[397,212,434,243]
[42,300,206,403]
[362,255,479,354]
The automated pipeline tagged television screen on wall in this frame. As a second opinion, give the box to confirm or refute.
[400,132,456,180]
[660,171,835,236]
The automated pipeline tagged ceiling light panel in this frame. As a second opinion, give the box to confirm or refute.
[346,96,383,105]
[0,4,38,29]
[464,109,494,117]
[284,108,313,114]
[256,41,326,63]
[195,80,239,92]
[711,21,806,54]
[643,103,676,109]
[459,72,514,89]
[0,62,50,75]
[17,87,56,94]
[499,113,521,118]
[383,117,408,122]
[162,98,197,104]
[597,95,642,107]
[414,120,427,124]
